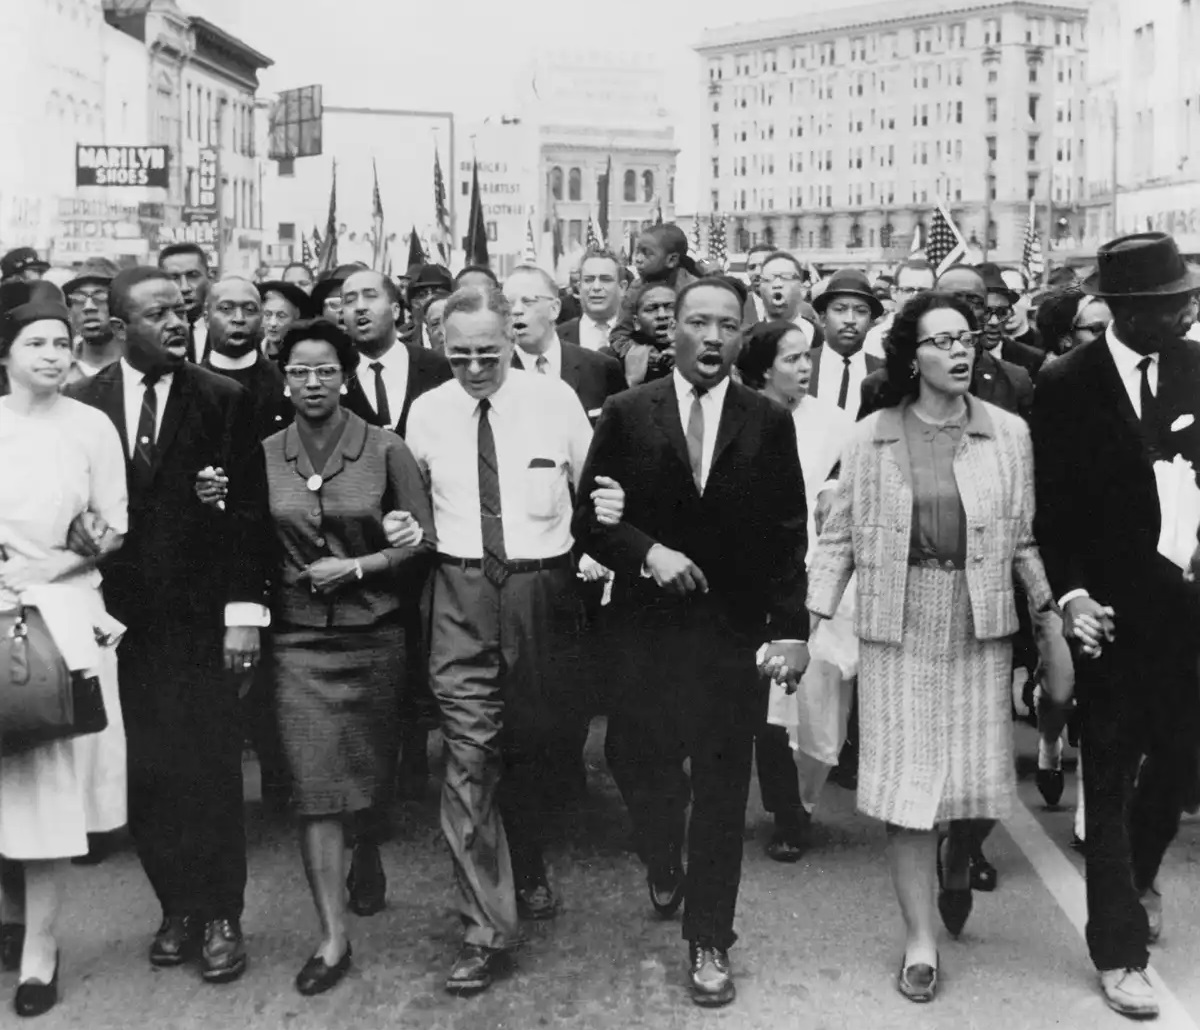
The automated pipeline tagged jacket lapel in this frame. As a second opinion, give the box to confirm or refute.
[1088,337,1150,457]
[93,364,130,456]
[560,344,582,392]
[872,404,913,496]
[709,382,750,475]
[153,366,193,472]
[650,378,693,485]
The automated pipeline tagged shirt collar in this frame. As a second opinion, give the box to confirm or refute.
[120,357,174,387]
[1106,324,1156,377]
[363,339,405,370]
[208,349,259,371]
[672,367,732,406]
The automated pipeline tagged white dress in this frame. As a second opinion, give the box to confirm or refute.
[0,396,129,859]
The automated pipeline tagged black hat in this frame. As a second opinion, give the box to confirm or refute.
[1081,232,1200,298]
[62,256,120,296]
[0,281,71,344]
[405,264,453,306]
[1,247,50,280]
[811,268,883,319]
[977,262,1021,303]
[257,280,315,318]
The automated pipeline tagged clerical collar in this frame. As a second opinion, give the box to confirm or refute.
[209,349,259,371]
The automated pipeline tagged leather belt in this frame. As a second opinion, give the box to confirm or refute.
[436,553,573,574]
[908,556,965,571]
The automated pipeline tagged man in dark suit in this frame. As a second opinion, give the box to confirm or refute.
[1032,233,1200,1020]
[574,278,808,1008]
[807,268,885,418]
[66,266,267,983]
[977,263,1046,376]
[158,242,212,363]
[557,249,626,353]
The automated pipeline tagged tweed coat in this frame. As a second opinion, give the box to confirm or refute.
[808,396,1051,643]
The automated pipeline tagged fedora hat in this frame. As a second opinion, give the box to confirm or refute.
[812,267,883,319]
[976,262,1021,303]
[1082,232,1200,298]
[62,256,120,296]
[257,280,315,319]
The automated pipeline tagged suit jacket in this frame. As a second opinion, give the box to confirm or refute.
[557,317,581,346]
[996,336,1047,377]
[65,361,268,634]
[808,346,884,408]
[858,349,1034,421]
[202,352,292,441]
[573,376,808,643]
[512,341,625,418]
[342,342,453,438]
[1032,335,1200,635]
[808,398,1050,644]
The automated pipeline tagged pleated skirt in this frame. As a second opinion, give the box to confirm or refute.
[856,566,1015,830]
[274,620,403,817]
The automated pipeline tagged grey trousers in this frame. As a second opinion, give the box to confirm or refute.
[428,561,580,949]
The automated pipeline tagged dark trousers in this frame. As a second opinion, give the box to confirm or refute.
[119,623,247,920]
[429,562,581,949]
[1077,628,1197,971]
[756,723,802,823]
[606,604,760,951]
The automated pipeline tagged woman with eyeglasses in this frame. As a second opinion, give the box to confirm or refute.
[807,292,1051,1003]
[260,318,434,995]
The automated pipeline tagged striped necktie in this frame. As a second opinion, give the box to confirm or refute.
[477,399,509,586]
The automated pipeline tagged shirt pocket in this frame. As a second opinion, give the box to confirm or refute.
[524,461,568,520]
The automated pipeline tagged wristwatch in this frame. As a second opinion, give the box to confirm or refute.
[353,559,364,581]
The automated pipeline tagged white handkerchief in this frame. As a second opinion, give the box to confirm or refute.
[1171,414,1195,433]
[1153,455,1200,570]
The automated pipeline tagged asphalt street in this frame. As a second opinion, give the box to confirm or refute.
[9,721,1199,1030]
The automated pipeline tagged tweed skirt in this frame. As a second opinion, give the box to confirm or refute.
[856,565,1015,830]
[274,620,404,817]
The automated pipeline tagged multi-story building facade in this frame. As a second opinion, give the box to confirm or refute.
[695,0,1088,269]
[1079,0,1200,258]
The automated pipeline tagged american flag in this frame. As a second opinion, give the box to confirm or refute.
[925,198,966,276]
[300,233,314,268]
[690,214,703,255]
[622,224,635,267]
[707,213,727,270]
[522,216,539,265]
[909,222,923,256]
[316,159,338,273]
[433,146,450,263]
[586,211,604,250]
[1021,199,1046,284]
[370,159,388,272]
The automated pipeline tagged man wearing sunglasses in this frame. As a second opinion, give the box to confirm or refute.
[978,264,1046,376]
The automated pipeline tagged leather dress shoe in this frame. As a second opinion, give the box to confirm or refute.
[1036,768,1065,807]
[14,952,58,1018]
[688,942,735,1007]
[969,851,997,892]
[149,915,197,968]
[295,944,352,996]
[937,837,973,938]
[347,842,386,917]
[200,918,247,984]
[765,810,811,863]
[897,954,938,1003]
[516,882,559,921]
[647,860,685,918]
[1100,967,1160,1019]
[1,924,24,972]
[444,943,507,995]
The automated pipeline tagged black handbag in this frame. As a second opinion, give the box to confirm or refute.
[0,545,108,754]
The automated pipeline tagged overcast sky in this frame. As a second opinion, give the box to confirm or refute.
[188,0,836,211]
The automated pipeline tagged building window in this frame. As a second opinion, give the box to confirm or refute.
[988,68,999,84]
[1028,135,1039,161]
[712,157,719,179]
[881,221,893,247]
[711,189,719,211]
[1027,173,1040,199]
[206,90,213,144]
[711,123,719,143]
[277,158,294,178]
[186,84,193,140]
[986,136,997,161]
[568,168,582,201]
[987,97,998,122]
[820,221,832,248]
[551,167,564,201]
[1029,95,1040,121]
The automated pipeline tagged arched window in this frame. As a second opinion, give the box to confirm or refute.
[623,169,636,202]
[763,224,775,247]
[568,167,582,201]
[550,166,563,201]
[819,221,832,249]
[642,170,655,202]
[668,175,675,204]
[881,221,894,249]
[849,221,863,248]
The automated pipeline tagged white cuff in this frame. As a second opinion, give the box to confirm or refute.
[818,478,839,497]
[1057,589,1089,608]
[224,603,271,628]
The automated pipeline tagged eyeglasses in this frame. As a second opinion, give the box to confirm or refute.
[509,295,557,308]
[283,364,342,383]
[68,289,109,308]
[916,330,980,350]
[446,352,503,367]
[1072,321,1108,336]
[984,306,1013,322]
[763,272,802,284]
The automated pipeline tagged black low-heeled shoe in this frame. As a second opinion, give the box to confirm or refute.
[937,837,973,938]
[969,852,997,893]
[295,944,352,996]
[0,924,24,973]
[14,952,58,1018]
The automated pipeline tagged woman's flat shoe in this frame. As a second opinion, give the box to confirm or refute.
[295,944,352,996]
[897,954,938,1003]
[14,952,58,1018]
[0,924,24,973]
[970,853,997,892]
[937,838,973,938]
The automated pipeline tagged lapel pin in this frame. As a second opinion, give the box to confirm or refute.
[306,474,323,492]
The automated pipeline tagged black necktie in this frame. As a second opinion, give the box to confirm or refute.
[1138,355,1159,440]
[836,355,852,409]
[132,372,161,485]
[686,387,706,493]
[477,399,509,586]
[370,361,392,426]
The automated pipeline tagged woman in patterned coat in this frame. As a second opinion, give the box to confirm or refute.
[807,291,1052,1004]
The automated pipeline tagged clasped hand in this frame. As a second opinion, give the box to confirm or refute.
[1062,596,1115,659]
[298,557,360,596]
[195,466,229,509]
[760,639,810,694]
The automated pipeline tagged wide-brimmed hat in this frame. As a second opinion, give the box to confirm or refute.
[0,281,71,342]
[1,247,50,280]
[811,268,883,319]
[977,262,1021,303]
[62,256,120,296]
[257,280,315,318]
[405,264,453,306]
[1081,232,1200,298]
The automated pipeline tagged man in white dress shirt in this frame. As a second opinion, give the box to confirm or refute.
[404,284,623,995]
[863,258,934,360]
[158,243,211,363]
[807,268,885,419]
[558,250,624,351]
[757,252,821,347]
